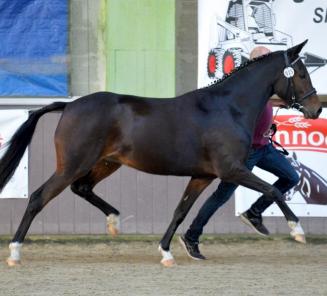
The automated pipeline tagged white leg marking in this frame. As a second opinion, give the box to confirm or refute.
[158,245,176,267]
[288,221,306,244]
[107,214,120,236]
[7,242,23,266]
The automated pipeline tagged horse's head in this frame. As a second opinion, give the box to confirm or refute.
[274,40,322,119]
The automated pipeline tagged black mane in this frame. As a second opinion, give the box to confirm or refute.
[203,52,273,89]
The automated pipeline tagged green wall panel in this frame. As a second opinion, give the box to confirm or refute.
[107,0,175,97]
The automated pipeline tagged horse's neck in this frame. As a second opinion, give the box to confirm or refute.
[224,55,283,124]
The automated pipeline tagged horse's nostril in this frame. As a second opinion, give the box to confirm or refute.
[317,106,323,116]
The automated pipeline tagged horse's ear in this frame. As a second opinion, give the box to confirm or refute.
[287,40,308,58]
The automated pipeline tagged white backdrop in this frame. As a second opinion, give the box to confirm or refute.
[198,0,327,93]
[235,108,327,217]
[0,110,28,198]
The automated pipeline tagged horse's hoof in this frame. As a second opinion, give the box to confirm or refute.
[107,214,120,236]
[160,258,176,267]
[288,221,306,244]
[158,244,176,267]
[6,258,21,267]
[292,233,306,244]
[108,224,119,236]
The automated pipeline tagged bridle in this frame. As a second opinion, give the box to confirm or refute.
[283,51,316,112]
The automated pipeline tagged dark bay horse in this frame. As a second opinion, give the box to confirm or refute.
[0,41,322,266]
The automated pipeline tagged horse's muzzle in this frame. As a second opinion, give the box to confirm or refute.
[304,105,322,119]
[311,106,323,119]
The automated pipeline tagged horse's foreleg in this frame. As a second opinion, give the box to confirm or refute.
[229,167,305,243]
[71,161,122,236]
[159,177,213,267]
[7,173,73,266]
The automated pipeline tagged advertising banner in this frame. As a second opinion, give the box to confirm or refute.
[198,0,327,93]
[0,110,28,198]
[0,0,69,96]
[235,108,327,217]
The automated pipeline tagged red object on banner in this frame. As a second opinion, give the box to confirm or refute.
[273,115,327,153]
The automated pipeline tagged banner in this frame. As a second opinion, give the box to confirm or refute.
[0,0,69,96]
[0,110,28,198]
[198,0,327,93]
[235,108,327,217]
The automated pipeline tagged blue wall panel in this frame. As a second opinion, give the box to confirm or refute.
[0,0,69,96]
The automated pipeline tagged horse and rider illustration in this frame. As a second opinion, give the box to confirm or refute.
[285,152,327,205]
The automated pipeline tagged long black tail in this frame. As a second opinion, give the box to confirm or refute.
[0,102,67,192]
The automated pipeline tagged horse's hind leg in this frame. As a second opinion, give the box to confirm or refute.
[7,173,74,266]
[228,166,305,243]
[71,161,122,235]
[159,177,213,267]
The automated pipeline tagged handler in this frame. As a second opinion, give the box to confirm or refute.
[180,46,300,260]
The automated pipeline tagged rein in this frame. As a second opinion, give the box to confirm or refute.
[283,51,316,112]
[268,108,289,156]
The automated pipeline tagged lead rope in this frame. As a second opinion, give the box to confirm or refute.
[269,106,289,155]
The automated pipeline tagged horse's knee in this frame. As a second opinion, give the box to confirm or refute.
[27,191,43,216]
[71,182,92,198]
[70,182,80,195]
[266,186,283,203]
[173,206,189,225]
[174,215,184,225]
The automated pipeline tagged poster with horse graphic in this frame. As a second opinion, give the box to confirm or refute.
[198,0,327,94]
[235,108,327,217]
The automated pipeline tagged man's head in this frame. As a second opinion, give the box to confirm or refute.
[250,46,271,60]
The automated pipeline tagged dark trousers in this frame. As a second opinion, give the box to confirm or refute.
[185,143,300,242]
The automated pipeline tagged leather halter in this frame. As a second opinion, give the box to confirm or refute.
[283,51,316,112]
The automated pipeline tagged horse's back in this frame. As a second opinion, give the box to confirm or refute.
[54,91,185,163]
[54,91,203,173]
